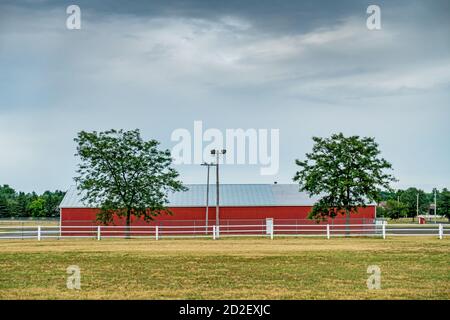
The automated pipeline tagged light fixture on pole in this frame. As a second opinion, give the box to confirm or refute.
[210,149,226,227]
[201,162,216,234]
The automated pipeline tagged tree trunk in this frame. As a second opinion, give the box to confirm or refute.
[125,210,131,239]
[345,208,350,236]
[345,187,351,236]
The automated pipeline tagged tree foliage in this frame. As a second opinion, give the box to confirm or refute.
[437,188,450,221]
[28,197,46,218]
[293,133,396,220]
[397,188,429,218]
[74,129,186,226]
[0,185,64,218]
[383,200,408,220]
[380,188,431,219]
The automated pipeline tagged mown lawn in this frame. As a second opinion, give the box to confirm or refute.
[0,237,449,299]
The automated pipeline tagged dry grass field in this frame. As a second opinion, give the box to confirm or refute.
[0,237,449,300]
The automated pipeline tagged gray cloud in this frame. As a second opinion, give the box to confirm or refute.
[0,0,449,192]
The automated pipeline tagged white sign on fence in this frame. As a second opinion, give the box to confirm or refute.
[266,218,273,235]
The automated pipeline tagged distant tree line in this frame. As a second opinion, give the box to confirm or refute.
[0,185,65,218]
[377,187,450,221]
[1,182,449,222]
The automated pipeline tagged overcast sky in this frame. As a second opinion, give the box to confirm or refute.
[0,0,449,193]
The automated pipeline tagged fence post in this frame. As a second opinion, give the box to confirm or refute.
[213,226,216,240]
[326,224,330,239]
[155,226,159,241]
[216,225,220,239]
[97,226,101,240]
[270,224,274,240]
[382,221,386,239]
[438,224,443,240]
[37,226,41,241]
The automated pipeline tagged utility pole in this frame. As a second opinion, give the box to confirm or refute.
[211,149,226,227]
[216,151,219,227]
[206,164,210,232]
[201,162,216,234]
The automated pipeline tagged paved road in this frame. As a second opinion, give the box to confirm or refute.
[385,224,449,236]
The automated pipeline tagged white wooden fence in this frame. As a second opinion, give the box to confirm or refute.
[0,222,448,240]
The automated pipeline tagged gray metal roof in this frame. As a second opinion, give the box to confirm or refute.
[59,184,321,208]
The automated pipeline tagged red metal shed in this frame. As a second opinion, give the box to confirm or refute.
[59,184,376,227]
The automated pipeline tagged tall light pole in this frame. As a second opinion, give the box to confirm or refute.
[201,162,216,234]
[211,149,226,227]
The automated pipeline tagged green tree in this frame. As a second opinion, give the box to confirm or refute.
[0,185,16,217]
[293,133,396,225]
[398,188,428,221]
[0,184,16,198]
[74,129,186,235]
[42,190,65,217]
[378,190,397,202]
[0,187,64,218]
[384,200,408,220]
[14,192,31,217]
[376,205,387,218]
[0,195,9,218]
[437,188,450,221]
[28,197,46,218]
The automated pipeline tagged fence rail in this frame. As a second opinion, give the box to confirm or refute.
[0,222,448,240]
